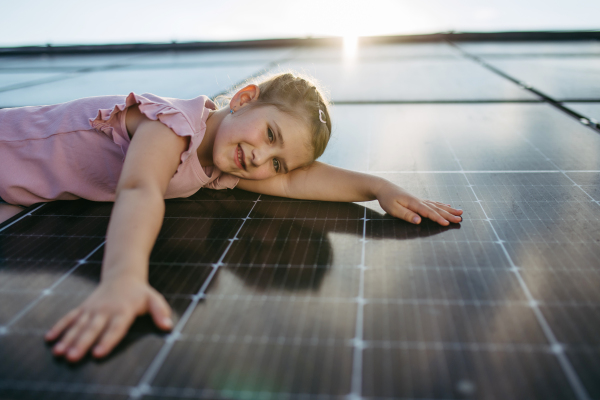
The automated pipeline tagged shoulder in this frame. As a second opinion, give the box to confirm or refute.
[125,94,214,139]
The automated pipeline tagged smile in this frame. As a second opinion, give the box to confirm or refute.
[236,144,246,170]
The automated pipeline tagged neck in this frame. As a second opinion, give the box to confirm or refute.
[197,108,227,167]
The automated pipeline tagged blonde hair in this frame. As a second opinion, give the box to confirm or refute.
[215,71,332,162]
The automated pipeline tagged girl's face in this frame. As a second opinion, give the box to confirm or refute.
[212,103,314,180]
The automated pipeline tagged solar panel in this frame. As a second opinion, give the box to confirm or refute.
[279,57,539,102]
[1,40,599,400]
[564,103,600,125]
[481,57,600,101]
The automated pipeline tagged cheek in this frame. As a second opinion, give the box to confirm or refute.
[211,141,228,169]
[247,165,275,180]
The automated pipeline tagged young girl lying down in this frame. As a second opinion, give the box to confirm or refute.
[0,72,462,362]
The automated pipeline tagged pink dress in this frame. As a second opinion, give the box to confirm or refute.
[0,92,239,206]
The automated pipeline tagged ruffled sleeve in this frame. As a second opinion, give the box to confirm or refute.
[88,92,199,166]
[203,172,240,190]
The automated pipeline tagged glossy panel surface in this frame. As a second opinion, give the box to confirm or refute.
[0,53,147,69]
[459,41,600,56]
[363,347,577,399]
[279,58,538,101]
[484,57,600,100]
[0,63,269,107]
[0,71,67,91]
[1,41,600,400]
[349,103,600,171]
[291,42,459,60]
[565,102,600,124]
[128,47,295,66]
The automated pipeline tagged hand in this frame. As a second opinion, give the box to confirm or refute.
[44,276,173,362]
[376,182,463,226]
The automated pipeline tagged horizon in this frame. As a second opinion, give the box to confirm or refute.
[2,0,599,48]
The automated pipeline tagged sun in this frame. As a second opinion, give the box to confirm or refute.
[343,35,358,58]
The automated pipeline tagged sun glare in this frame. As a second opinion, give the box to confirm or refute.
[343,35,358,58]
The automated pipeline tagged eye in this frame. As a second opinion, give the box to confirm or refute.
[273,158,280,172]
[267,127,274,143]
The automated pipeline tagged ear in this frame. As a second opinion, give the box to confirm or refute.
[230,84,260,112]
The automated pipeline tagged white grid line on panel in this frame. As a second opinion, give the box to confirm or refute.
[128,195,261,399]
[200,294,527,306]
[173,335,553,352]
[363,170,600,174]
[0,240,106,331]
[0,380,131,396]
[522,137,600,207]
[0,380,341,400]
[4,233,526,241]
[0,203,45,233]
[217,263,599,272]
[444,138,591,400]
[366,340,552,352]
[146,386,344,400]
[349,207,368,400]
[6,325,600,353]
[6,328,600,354]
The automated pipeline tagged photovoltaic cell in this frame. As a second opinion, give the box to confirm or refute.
[480,57,600,100]
[564,102,600,125]
[458,41,600,56]
[0,63,272,107]
[1,40,600,400]
[279,58,538,102]
[362,347,578,399]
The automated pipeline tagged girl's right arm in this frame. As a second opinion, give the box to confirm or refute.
[237,161,463,225]
[44,105,189,362]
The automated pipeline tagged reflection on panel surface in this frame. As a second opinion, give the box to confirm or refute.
[363,347,577,399]
[291,42,459,60]
[342,103,600,171]
[2,40,600,400]
[152,341,353,395]
[0,71,67,90]
[279,58,537,101]
[0,53,147,70]
[459,41,600,56]
[0,64,270,107]
[565,102,600,125]
[484,57,600,100]
[129,47,295,66]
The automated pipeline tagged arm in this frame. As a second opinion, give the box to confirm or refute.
[45,105,189,362]
[237,161,463,225]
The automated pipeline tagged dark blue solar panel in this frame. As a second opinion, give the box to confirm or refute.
[1,40,599,400]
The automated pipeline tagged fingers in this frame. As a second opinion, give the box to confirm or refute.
[148,292,173,331]
[392,201,447,226]
[51,311,91,356]
[64,313,109,362]
[47,309,135,361]
[410,201,450,226]
[428,201,463,216]
[425,201,463,223]
[379,184,464,226]
[44,281,163,362]
[92,313,135,358]
[391,202,422,224]
[45,308,81,342]
[397,200,464,226]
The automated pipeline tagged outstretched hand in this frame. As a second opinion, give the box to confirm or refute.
[45,276,173,362]
[376,182,463,225]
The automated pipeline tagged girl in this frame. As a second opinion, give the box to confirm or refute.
[0,72,463,362]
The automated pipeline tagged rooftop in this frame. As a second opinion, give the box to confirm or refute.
[1,32,600,400]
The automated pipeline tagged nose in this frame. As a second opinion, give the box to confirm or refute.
[251,145,273,167]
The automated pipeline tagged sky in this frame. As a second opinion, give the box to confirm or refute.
[1,0,599,47]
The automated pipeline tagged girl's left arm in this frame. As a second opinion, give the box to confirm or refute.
[236,161,463,225]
